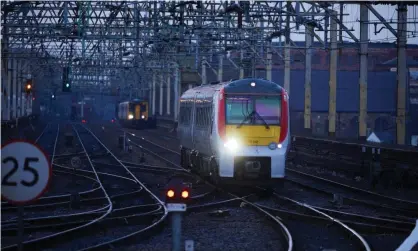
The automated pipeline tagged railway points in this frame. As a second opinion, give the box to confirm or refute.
[3,1,418,251]
[120,124,417,250]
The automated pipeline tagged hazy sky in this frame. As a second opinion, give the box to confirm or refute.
[289,4,418,45]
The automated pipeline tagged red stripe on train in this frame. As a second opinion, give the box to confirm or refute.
[217,87,226,140]
[279,89,289,144]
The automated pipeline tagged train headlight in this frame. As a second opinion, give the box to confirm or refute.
[141,115,145,119]
[128,114,134,120]
[224,139,239,152]
[268,142,277,150]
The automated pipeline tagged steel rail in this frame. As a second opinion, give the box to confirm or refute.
[119,128,294,251]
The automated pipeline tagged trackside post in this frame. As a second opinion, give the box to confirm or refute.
[165,179,190,251]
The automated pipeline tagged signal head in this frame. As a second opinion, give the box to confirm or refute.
[181,190,189,199]
[164,178,191,204]
[167,189,175,198]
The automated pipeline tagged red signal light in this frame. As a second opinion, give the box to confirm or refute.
[167,189,175,198]
[82,119,86,123]
[32,97,35,101]
[181,190,189,199]
[111,119,115,123]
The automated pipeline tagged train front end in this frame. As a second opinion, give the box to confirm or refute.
[215,79,290,185]
[119,100,157,129]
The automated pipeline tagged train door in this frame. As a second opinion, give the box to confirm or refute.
[135,104,140,119]
[211,90,221,156]
[190,92,198,150]
[193,92,202,151]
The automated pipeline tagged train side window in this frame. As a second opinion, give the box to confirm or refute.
[196,107,202,127]
[180,106,185,124]
[195,107,199,127]
[203,107,209,127]
[201,107,206,127]
[207,106,212,127]
[187,107,191,124]
[180,105,191,125]
[199,107,204,127]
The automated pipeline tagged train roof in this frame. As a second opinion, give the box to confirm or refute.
[119,98,148,104]
[181,78,285,98]
[224,78,285,94]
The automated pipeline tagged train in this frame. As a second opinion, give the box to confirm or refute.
[178,78,290,186]
[116,99,157,129]
[70,102,94,123]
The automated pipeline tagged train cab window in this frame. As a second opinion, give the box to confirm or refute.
[226,96,252,124]
[255,96,281,125]
[226,95,281,125]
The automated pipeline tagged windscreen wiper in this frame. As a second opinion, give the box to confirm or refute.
[252,111,270,129]
[236,110,255,128]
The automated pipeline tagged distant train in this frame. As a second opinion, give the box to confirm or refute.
[116,99,157,129]
[178,78,290,186]
[71,102,94,123]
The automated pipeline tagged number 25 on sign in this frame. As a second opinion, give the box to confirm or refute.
[1,140,52,205]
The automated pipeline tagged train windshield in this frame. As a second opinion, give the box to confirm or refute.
[225,95,281,125]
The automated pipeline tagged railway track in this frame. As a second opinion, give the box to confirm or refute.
[119,126,418,250]
[123,130,373,248]
[1,123,168,251]
[7,121,410,250]
[132,126,418,213]
[116,128,298,249]
[88,124,294,250]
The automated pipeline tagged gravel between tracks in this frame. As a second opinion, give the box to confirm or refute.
[125,207,285,251]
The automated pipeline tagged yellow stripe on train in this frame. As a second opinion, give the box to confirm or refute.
[225,125,281,146]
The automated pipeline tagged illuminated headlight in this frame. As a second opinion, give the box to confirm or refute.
[278,144,283,149]
[268,142,277,150]
[128,114,134,120]
[224,139,239,152]
[141,115,145,119]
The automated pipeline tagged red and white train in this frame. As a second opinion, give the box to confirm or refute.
[178,78,290,186]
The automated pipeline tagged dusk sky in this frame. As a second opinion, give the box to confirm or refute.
[288,4,418,45]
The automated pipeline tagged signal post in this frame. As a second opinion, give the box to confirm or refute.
[165,179,190,251]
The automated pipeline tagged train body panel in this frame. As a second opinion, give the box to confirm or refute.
[178,78,290,186]
[117,99,156,129]
[178,84,220,157]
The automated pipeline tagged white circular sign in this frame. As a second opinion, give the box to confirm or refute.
[1,141,51,205]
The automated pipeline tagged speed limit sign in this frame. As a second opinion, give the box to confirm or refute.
[1,140,52,205]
